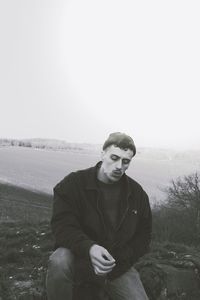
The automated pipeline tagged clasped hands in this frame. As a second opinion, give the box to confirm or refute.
[89,244,116,276]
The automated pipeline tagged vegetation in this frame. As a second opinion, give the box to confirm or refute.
[153,172,200,245]
[0,138,84,151]
[0,183,52,223]
[0,184,53,299]
[0,222,53,300]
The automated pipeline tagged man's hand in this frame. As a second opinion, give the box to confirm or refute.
[89,244,116,276]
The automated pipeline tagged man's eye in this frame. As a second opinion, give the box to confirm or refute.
[123,159,130,164]
[111,156,118,161]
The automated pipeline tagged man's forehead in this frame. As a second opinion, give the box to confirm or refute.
[106,145,134,158]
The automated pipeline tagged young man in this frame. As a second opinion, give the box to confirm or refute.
[46,132,152,300]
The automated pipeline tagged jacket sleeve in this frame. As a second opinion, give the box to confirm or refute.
[51,173,95,258]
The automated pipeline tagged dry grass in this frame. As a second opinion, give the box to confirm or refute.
[0,221,53,299]
[0,183,53,299]
[1,182,200,299]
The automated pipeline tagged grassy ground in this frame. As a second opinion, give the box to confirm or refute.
[1,182,200,299]
[1,221,200,300]
[0,183,53,299]
[0,221,53,300]
[0,182,52,223]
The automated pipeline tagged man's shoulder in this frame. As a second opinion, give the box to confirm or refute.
[67,165,95,181]
[126,174,148,198]
[54,165,95,191]
[126,174,143,189]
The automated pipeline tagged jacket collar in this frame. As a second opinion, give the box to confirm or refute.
[85,161,103,190]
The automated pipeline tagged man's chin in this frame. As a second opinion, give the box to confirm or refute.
[109,174,122,182]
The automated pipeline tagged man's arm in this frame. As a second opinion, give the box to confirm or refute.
[51,173,95,259]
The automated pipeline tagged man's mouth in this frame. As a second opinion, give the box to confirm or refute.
[112,171,122,176]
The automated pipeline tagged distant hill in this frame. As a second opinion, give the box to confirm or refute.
[1,137,200,161]
[0,138,100,152]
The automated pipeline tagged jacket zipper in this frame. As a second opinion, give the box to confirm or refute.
[116,206,129,231]
[96,191,131,248]
[111,194,131,248]
[96,192,107,236]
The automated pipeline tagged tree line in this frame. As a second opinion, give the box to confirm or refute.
[0,138,83,150]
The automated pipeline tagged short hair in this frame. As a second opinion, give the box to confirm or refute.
[102,132,136,156]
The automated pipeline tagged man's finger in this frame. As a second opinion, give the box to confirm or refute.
[101,248,115,260]
[103,252,115,261]
[94,266,113,276]
[102,253,115,262]
[92,259,115,271]
[91,255,116,266]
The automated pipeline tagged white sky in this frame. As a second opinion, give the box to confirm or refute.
[0,0,200,149]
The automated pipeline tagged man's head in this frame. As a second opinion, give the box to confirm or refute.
[98,132,136,184]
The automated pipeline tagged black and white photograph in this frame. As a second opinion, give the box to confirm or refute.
[0,1,200,299]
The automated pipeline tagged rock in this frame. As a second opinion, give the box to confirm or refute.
[13,280,32,289]
[135,245,200,300]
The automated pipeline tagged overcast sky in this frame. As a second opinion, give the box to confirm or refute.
[0,0,199,149]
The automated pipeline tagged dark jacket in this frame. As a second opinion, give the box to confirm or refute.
[51,162,152,281]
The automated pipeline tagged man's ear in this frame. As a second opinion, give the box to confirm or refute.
[101,150,105,161]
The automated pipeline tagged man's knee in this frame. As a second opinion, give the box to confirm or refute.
[107,266,148,300]
[48,247,74,278]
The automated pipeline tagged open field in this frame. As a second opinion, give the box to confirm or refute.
[0,146,199,203]
[0,183,52,299]
[0,146,98,194]
[0,182,52,223]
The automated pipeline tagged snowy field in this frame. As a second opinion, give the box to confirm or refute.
[0,146,199,204]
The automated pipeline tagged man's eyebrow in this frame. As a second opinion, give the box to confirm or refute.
[111,154,120,158]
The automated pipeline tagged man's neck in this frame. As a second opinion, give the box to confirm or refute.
[97,167,109,184]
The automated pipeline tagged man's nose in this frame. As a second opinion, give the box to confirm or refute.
[116,160,122,169]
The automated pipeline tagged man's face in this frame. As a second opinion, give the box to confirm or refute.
[100,145,134,183]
